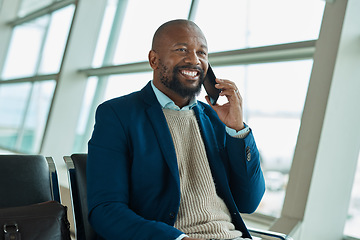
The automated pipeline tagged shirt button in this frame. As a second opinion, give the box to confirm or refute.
[169,212,175,219]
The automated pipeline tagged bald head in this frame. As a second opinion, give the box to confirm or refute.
[151,19,207,51]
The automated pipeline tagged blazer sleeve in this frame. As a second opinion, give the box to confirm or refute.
[87,102,183,240]
[225,130,265,214]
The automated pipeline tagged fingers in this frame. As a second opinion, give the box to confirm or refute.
[206,79,244,131]
[215,78,242,102]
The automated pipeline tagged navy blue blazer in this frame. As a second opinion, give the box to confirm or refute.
[87,81,265,240]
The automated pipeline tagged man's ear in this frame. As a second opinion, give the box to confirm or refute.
[148,50,159,70]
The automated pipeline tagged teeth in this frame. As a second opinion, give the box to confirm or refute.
[181,70,198,77]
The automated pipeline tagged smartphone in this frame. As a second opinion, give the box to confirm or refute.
[203,64,220,105]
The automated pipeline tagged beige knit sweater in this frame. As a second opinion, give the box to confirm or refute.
[163,109,243,240]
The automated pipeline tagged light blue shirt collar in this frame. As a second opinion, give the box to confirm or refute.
[151,81,197,111]
[151,81,250,138]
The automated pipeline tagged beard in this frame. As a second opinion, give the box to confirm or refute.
[159,60,205,99]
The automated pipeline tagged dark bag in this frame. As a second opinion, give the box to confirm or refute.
[0,201,71,240]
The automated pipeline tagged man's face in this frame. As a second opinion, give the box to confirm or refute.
[152,24,209,99]
[158,59,205,99]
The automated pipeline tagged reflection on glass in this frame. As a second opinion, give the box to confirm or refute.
[0,81,55,153]
[2,5,74,79]
[344,153,360,238]
[0,83,32,149]
[21,80,55,153]
[73,77,98,152]
[92,0,118,67]
[2,16,49,79]
[39,5,75,74]
[194,0,325,52]
[112,0,192,65]
[18,0,53,17]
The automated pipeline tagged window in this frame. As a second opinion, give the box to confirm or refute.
[0,83,32,150]
[2,16,48,79]
[193,0,324,52]
[344,152,360,239]
[2,5,74,79]
[103,72,152,101]
[112,0,192,65]
[0,1,75,153]
[0,80,55,153]
[75,0,325,219]
[18,0,54,17]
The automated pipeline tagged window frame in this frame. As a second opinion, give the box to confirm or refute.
[0,0,76,153]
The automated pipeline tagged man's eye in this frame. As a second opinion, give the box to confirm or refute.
[176,48,187,52]
[198,51,207,56]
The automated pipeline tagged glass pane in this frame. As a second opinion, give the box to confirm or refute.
[0,81,55,153]
[344,152,360,239]
[103,72,152,101]
[73,77,98,152]
[1,16,49,79]
[18,0,54,17]
[0,83,32,149]
[112,0,192,65]
[247,60,312,114]
[194,0,249,53]
[194,0,325,52]
[38,5,75,74]
[92,0,118,67]
[245,60,312,217]
[247,0,325,47]
[20,80,55,153]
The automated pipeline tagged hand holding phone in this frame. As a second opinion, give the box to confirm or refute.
[203,65,245,131]
[203,64,221,105]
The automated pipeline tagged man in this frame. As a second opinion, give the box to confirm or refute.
[87,19,265,240]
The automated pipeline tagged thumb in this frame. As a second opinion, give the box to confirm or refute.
[205,95,218,109]
[205,95,212,106]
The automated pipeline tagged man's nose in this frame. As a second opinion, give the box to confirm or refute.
[184,51,201,65]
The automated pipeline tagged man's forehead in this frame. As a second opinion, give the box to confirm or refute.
[152,20,207,50]
[164,25,207,43]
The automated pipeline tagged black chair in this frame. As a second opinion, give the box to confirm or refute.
[64,154,98,240]
[64,154,292,240]
[0,154,61,208]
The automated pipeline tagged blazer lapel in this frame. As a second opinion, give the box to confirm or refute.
[140,82,180,189]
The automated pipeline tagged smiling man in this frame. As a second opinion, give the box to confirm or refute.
[87,19,265,240]
[149,20,207,107]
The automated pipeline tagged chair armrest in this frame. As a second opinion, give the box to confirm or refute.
[46,157,61,203]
